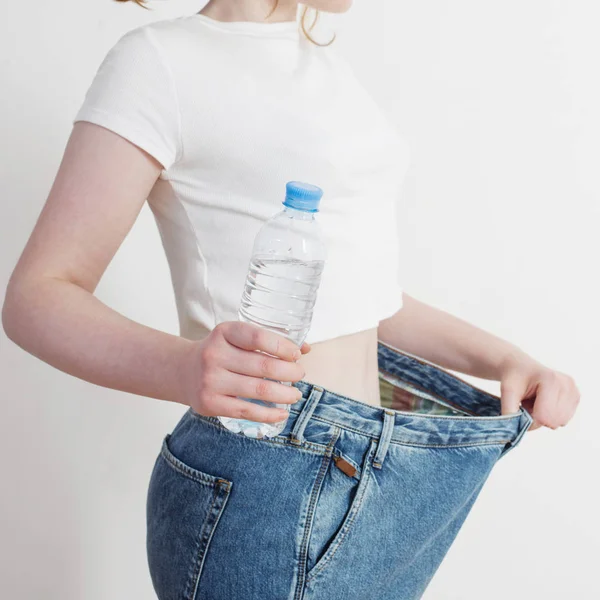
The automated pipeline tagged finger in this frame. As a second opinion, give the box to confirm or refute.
[216,370,303,405]
[555,375,581,426]
[521,397,543,430]
[223,322,301,362]
[226,344,306,383]
[531,380,561,430]
[556,387,575,427]
[203,393,289,423]
[500,375,527,415]
[301,341,311,354]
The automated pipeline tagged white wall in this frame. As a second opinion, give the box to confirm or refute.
[1,1,598,598]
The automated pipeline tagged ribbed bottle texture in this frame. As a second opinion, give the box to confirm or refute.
[217,182,327,439]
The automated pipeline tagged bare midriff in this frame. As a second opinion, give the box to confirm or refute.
[190,323,383,408]
[296,327,382,408]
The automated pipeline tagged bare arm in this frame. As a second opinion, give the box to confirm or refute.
[2,122,193,404]
[2,121,310,422]
[378,293,580,427]
[377,292,533,380]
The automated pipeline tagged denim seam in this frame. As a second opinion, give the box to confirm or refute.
[499,411,534,458]
[188,410,330,456]
[291,408,520,425]
[377,340,504,403]
[188,482,231,600]
[305,439,376,585]
[394,439,513,449]
[160,438,232,489]
[373,410,395,469]
[294,428,341,600]
[291,412,514,449]
[291,385,325,445]
[184,490,220,600]
[292,396,521,422]
[158,437,233,600]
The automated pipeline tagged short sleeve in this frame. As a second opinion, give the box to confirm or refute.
[73,26,181,171]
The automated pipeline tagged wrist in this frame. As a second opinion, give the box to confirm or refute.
[172,335,200,407]
[496,345,541,379]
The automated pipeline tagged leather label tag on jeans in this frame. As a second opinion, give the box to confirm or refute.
[334,455,357,478]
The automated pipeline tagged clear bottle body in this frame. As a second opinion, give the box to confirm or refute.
[217,204,327,439]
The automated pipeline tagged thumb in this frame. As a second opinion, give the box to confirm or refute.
[500,372,527,416]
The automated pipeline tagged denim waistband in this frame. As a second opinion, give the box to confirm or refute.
[290,341,533,451]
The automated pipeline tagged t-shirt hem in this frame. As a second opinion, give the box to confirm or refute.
[304,293,404,345]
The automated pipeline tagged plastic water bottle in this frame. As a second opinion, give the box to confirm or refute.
[217,181,327,439]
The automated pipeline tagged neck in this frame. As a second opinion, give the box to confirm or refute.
[200,0,299,23]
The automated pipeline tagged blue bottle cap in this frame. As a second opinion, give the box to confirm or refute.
[282,181,323,213]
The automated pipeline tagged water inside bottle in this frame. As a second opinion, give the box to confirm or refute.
[219,256,325,439]
[240,256,325,344]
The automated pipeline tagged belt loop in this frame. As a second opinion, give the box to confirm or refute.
[499,406,534,459]
[290,385,324,445]
[373,410,395,470]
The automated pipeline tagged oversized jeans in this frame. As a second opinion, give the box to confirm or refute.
[146,340,533,600]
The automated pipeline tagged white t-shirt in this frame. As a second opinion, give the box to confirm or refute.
[73,13,411,345]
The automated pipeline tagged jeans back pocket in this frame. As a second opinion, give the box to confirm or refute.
[146,434,233,600]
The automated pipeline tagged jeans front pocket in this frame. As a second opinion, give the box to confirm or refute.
[146,434,232,600]
[304,434,377,586]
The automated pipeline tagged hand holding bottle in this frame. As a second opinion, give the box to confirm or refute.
[179,320,311,424]
[219,181,326,438]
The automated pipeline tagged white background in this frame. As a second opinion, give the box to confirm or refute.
[1,1,598,598]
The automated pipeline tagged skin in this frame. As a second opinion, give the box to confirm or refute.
[2,0,579,433]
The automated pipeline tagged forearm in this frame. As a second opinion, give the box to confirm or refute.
[2,277,194,404]
[377,293,537,380]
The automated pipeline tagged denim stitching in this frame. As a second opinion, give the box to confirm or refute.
[158,436,232,600]
[377,341,504,401]
[499,410,534,458]
[294,382,520,422]
[160,437,232,488]
[188,410,330,455]
[185,489,221,600]
[294,428,341,600]
[387,439,512,449]
[372,410,395,469]
[305,439,376,585]
[291,385,324,444]
[287,412,515,449]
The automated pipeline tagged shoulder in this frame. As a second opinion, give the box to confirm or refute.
[102,16,199,53]
[107,16,211,69]
[127,15,199,39]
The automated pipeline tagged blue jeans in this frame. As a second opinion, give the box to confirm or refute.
[146,341,533,600]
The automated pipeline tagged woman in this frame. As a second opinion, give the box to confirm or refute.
[2,0,580,598]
